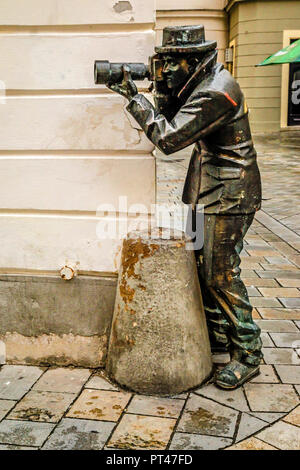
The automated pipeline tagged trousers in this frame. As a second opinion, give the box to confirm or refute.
[194,213,262,366]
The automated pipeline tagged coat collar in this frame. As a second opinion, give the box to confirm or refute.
[177,49,219,103]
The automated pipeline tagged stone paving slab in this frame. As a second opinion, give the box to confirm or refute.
[248,412,285,423]
[258,308,300,320]
[280,298,300,308]
[262,348,300,365]
[236,413,267,442]
[226,436,277,450]
[252,309,261,320]
[67,389,131,422]
[256,421,300,450]
[274,365,300,384]
[84,374,119,391]
[242,263,262,272]
[177,394,238,437]
[246,286,261,297]
[256,319,299,333]
[258,288,300,298]
[42,418,115,450]
[244,279,279,287]
[168,392,188,400]
[107,414,176,450]
[278,279,300,287]
[271,243,299,259]
[250,365,279,384]
[246,249,279,257]
[270,332,300,348]
[241,270,259,279]
[283,405,300,426]
[261,333,274,347]
[255,211,300,246]
[126,395,184,419]
[33,367,91,394]
[0,365,44,400]
[257,271,300,279]
[169,432,232,450]
[244,384,299,412]
[278,214,300,231]
[8,390,76,423]
[0,420,54,447]
[244,239,268,246]
[0,444,38,450]
[0,400,16,420]
[249,298,282,308]
[260,264,299,271]
[264,256,294,265]
[241,256,265,263]
[194,383,249,412]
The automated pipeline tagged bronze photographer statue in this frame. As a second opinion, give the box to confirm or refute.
[96,25,263,390]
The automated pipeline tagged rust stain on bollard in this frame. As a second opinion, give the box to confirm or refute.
[121,239,159,280]
[119,239,159,306]
[119,283,135,305]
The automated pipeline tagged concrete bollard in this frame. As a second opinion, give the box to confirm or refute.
[106,229,213,395]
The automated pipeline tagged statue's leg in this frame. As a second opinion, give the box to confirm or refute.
[200,281,230,352]
[194,215,230,352]
[199,213,262,387]
[195,257,230,351]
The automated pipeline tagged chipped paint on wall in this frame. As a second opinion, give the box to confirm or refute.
[112,1,134,21]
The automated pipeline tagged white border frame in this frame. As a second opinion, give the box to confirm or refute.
[281,30,300,129]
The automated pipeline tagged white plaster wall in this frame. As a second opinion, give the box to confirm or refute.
[0,156,155,213]
[0,0,155,25]
[0,33,154,90]
[0,214,150,273]
[0,0,156,274]
[0,95,153,151]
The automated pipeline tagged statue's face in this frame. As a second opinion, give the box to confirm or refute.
[162,55,190,89]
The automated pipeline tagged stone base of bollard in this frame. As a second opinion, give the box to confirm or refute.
[106,228,213,395]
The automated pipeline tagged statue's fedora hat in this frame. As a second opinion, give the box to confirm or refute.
[155,25,217,54]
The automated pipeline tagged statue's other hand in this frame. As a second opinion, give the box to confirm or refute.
[107,83,124,95]
[107,65,138,101]
[121,64,138,100]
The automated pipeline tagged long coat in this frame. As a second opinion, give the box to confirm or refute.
[127,52,262,215]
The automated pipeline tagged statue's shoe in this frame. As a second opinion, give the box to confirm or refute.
[214,360,260,390]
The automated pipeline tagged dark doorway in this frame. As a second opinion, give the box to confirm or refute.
[288,39,300,126]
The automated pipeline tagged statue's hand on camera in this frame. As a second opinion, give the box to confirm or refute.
[107,65,138,101]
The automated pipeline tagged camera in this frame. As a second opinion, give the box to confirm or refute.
[94,55,179,120]
[94,61,150,85]
[94,54,167,85]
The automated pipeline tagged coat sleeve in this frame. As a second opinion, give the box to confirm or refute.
[126,90,237,155]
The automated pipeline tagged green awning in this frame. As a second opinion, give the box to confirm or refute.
[257,39,300,66]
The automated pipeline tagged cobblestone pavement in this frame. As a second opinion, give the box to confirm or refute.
[0,135,299,450]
